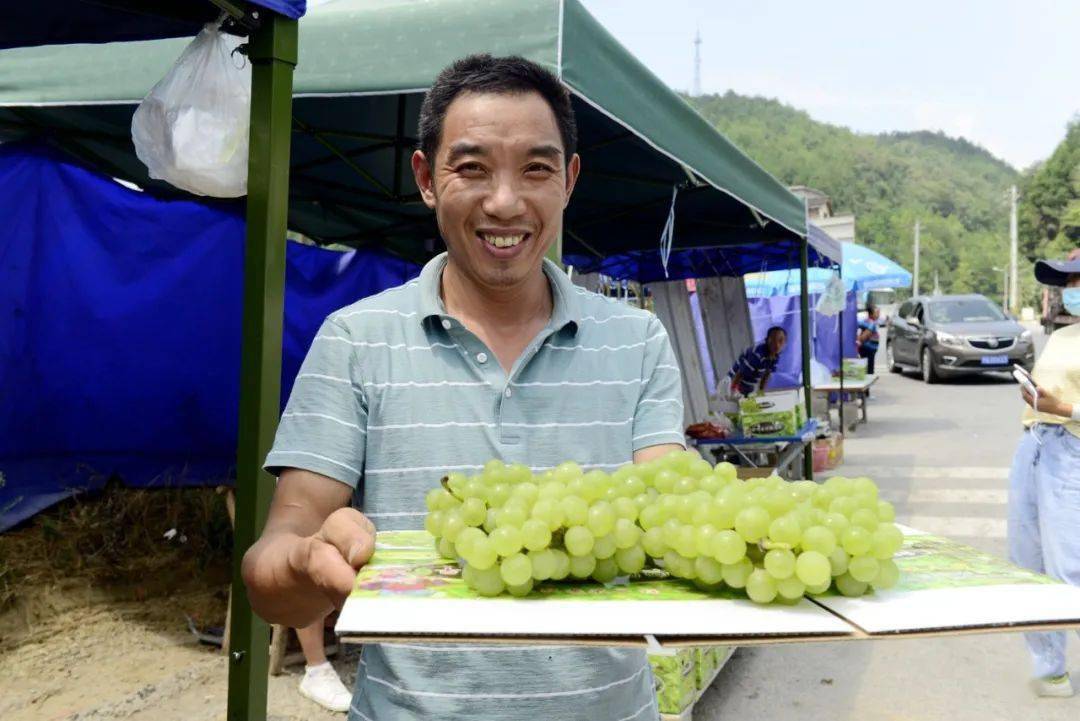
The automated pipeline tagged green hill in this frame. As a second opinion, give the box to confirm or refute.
[685,92,1023,301]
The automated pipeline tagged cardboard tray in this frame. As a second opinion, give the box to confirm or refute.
[335,529,1080,648]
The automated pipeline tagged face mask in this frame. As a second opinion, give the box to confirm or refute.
[1064,287,1080,316]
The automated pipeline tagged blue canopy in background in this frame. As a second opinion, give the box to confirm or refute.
[745,242,912,297]
[0,143,417,531]
[3,1,306,50]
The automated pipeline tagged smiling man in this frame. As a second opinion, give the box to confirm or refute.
[243,55,686,720]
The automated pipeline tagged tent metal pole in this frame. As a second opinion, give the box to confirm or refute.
[800,237,814,480]
[226,13,297,721]
[838,262,845,433]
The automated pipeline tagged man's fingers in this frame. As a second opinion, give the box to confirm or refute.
[318,507,377,569]
[305,537,361,603]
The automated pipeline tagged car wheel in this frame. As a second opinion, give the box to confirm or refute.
[921,347,938,384]
[886,343,901,373]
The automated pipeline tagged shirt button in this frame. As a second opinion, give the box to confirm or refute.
[441,319,452,330]
[476,352,488,364]
[504,388,513,398]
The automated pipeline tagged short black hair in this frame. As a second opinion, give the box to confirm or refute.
[418,54,578,165]
[766,326,787,340]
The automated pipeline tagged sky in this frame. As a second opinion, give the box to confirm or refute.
[580,0,1080,170]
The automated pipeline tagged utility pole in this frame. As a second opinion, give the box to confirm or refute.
[913,219,920,296]
[1009,185,1019,313]
[692,29,702,97]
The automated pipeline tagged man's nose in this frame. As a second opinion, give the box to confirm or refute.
[482,173,526,219]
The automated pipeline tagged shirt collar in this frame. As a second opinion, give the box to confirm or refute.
[417,252,580,335]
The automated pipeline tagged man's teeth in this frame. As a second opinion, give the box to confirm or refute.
[484,234,525,248]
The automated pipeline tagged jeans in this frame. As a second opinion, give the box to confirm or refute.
[1007,424,1080,678]
[858,343,877,375]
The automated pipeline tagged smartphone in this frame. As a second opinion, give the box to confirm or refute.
[1012,365,1037,397]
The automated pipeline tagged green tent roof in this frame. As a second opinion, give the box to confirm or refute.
[0,0,805,270]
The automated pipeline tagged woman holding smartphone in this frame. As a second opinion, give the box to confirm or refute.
[1007,250,1080,697]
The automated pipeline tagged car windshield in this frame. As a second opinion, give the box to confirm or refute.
[928,299,1005,324]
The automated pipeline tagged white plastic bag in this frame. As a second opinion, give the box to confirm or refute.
[815,271,846,317]
[132,22,251,197]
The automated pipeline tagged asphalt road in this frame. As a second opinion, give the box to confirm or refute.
[695,327,1080,721]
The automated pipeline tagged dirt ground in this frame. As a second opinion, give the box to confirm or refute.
[0,584,358,721]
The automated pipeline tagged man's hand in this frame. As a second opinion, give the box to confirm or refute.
[242,470,375,628]
[1021,383,1074,419]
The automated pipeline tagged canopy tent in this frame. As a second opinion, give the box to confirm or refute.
[745,238,912,297]
[3,1,305,50]
[0,0,807,272]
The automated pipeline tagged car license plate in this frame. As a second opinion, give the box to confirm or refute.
[980,355,1009,365]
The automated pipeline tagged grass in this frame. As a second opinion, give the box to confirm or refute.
[0,479,233,613]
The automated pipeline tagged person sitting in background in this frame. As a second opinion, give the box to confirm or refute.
[1007,250,1080,698]
[728,326,786,397]
[296,617,350,712]
[856,304,881,375]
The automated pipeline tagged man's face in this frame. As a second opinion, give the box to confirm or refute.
[412,90,580,290]
[767,332,787,356]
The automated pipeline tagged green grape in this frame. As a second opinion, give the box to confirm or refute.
[794,550,831,587]
[841,526,872,556]
[834,572,869,597]
[870,524,904,560]
[497,506,527,529]
[675,496,698,523]
[538,481,566,500]
[613,497,639,521]
[441,509,466,542]
[531,499,565,531]
[764,548,796,580]
[850,508,879,531]
[699,474,723,494]
[461,497,487,527]
[639,504,663,530]
[762,489,795,518]
[712,493,740,529]
[694,556,724,585]
[490,526,523,557]
[512,482,539,506]
[876,500,896,522]
[500,553,533,586]
[614,545,646,575]
[661,518,683,547]
[592,557,619,583]
[642,526,669,558]
[829,496,857,518]
[529,549,557,580]
[801,525,837,555]
[507,579,534,597]
[688,458,713,478]
[694,524,718,556]
[776,576,806,601]
[735,506,770,543]
[852,477,878,498]
[674,525,699,558]
[553,461,584,484]
[424,510,444,537]
[560,496,589,526]
[621,475,647,497]
[593,533,617,560]
[674,476,697,495]
[568,553,597,579]
[465,536,497,570]
[713,462,737,484]
[663,551,696,579]
[848,555,880,583]
[482,508,499,534]
[521,518,552,551]
[566,477,587,499]
[437,536,457,559]
[871,559,900,590]
[564,526,595,556]
[488,483,512,507]
[468,565,505,596]
[811,487,835,511]
[710,530,747,565]
[768,514,802,546]
[721,558,754,588]
[746,569,779,604]
[828,547,849,577]
[654,469,679,493]
[425,488,445,511]
[805,579,832,595]
[455,527,485,558]
[586,502,617,537]
[549,549,571,580]
[691,501,717,527]
[613,518,642,549]
[821,511,850,537]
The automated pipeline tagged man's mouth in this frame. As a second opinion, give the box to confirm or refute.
[477,231,530,249]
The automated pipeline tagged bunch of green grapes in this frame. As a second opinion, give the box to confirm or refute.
[424,452,903,603]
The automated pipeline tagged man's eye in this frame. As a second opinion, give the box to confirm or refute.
[456,163,485,175]
[526,163,555,175]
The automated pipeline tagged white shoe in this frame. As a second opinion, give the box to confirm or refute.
[1031,673,1074,698]
[299,662,352,713]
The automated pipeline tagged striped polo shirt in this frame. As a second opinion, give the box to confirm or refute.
[727,342,778,395]
[265,253,684,721]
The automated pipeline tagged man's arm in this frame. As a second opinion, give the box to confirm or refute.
[241,468,375,628]
[759,370,771,392]
[634,444,683,464]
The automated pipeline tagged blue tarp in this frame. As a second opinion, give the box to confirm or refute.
[0,143,418,531]
[746,293,858,389]
[4,2,306,50]
[745,243,912,297]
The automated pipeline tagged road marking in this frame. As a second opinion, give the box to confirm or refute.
[834,466,1010,480]
[881,488,1009,504]
[899,515,1007,539]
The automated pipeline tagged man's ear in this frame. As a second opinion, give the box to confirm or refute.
[412,150,437,210]
[564,153,581,208]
